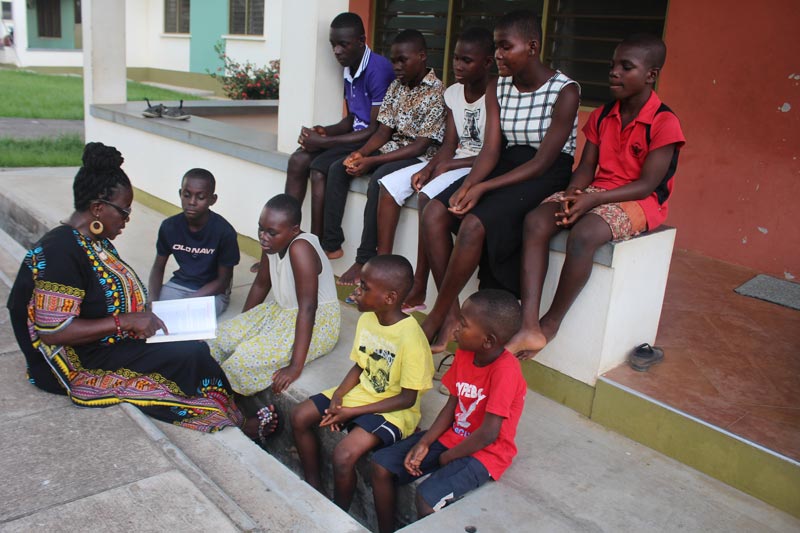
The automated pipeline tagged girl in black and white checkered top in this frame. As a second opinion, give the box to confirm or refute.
[421,10,580,352]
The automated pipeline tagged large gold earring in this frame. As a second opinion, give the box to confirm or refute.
[89,219,104,235]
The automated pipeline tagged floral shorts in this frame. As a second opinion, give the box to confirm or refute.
[543,185,648,241]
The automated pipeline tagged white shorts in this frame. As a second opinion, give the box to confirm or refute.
[379,161,471,206]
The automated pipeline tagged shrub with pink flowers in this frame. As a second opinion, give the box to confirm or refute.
[208,42,279,100]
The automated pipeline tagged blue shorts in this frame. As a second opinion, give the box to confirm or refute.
[310,393,402,447]
[371,432,491,511]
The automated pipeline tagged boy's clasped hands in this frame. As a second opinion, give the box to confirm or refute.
[319,395,351,431]
[403,439,454,477]
[555,187,599,227]
[343,151,374,176]
[447,182,486,216]
[298,125,327,151]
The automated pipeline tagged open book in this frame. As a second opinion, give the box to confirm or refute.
[147,296,217,343]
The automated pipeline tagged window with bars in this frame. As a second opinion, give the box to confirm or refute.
[372,0,667,106]
[229,0,264,36]
[2,2,12,20]
[543,0,668,105]
[164,0,190,33]
[373,0,449,79]
[36,0,61,38]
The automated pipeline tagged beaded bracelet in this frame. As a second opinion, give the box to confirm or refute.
[112,314,122,337]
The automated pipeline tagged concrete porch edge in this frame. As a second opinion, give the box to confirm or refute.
[593,376,800,519]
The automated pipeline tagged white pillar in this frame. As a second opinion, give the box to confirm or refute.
[9,0,27,66]
[82,0,127,121]
[277,0,349,153]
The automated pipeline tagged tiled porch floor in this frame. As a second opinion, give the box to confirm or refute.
[604,249,800,461]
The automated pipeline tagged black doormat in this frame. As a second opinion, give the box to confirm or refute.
[734,274,800,310]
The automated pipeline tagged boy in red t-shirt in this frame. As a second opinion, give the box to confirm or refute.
[506,33,686,359]
[371,289,525,532]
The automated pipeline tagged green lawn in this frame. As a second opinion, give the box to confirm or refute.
[0,69,203,120]
[0,135,85,167]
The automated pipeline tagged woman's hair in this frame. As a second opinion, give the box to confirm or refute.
[73,142,132,211]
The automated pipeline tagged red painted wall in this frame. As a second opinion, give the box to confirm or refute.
[348,0,372,43]
[353,1,800,279]
[658,0,800,279]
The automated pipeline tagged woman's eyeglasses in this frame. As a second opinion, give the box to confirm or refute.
[97,199,132,221]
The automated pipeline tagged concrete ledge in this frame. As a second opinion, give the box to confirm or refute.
[90,103,286,171]
[536,227,677,386]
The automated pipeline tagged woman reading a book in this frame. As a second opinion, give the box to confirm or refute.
[6,143,261,435]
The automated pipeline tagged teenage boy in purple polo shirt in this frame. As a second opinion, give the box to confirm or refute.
[283,12,394,242]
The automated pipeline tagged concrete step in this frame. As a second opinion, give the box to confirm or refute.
[1,167,798,532]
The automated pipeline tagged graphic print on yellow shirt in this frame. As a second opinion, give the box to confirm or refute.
[323,313,433,437]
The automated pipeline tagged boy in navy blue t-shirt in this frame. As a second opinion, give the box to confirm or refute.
[148,168,240,315]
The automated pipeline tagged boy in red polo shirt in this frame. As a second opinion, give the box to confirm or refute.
[371,289,525,532]
[506,33,685,358]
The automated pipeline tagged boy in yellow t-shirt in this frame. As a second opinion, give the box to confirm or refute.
[290,254,433,511]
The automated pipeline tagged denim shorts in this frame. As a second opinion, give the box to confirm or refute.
[371,431,491,511]
[310,392,401,447]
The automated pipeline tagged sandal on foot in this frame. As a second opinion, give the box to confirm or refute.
[142,98,165,118]
[163,100,190,120]
[344,290,357,305]
[401,303,427,314]
[628,343,664,372]
[433,352,454,381]
[256,405,278,445]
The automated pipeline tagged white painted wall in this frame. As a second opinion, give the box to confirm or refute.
[277,0,347,152]
[129,0,190,72]
[223,0,282,65]
[84,120,288,243]
[125,0,151,68]
[82,0,127,118]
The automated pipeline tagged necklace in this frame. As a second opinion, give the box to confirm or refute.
[92,240,109,261]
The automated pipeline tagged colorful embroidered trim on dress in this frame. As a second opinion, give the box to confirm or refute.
[73,230,148,344]
[32,280,84,332]
[53,346,242,432]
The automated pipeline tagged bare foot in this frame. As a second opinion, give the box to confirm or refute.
[325,248,344,260]
[336,262,362,286]
[506,329,548,361]
[242,417,260,440]
[507,318,560,360]
[430,313,460,353]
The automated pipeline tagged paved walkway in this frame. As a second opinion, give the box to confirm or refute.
[0,118,84,140]
[0,167,798,532]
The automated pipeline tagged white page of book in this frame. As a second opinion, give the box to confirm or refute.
[147,296,217,343]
